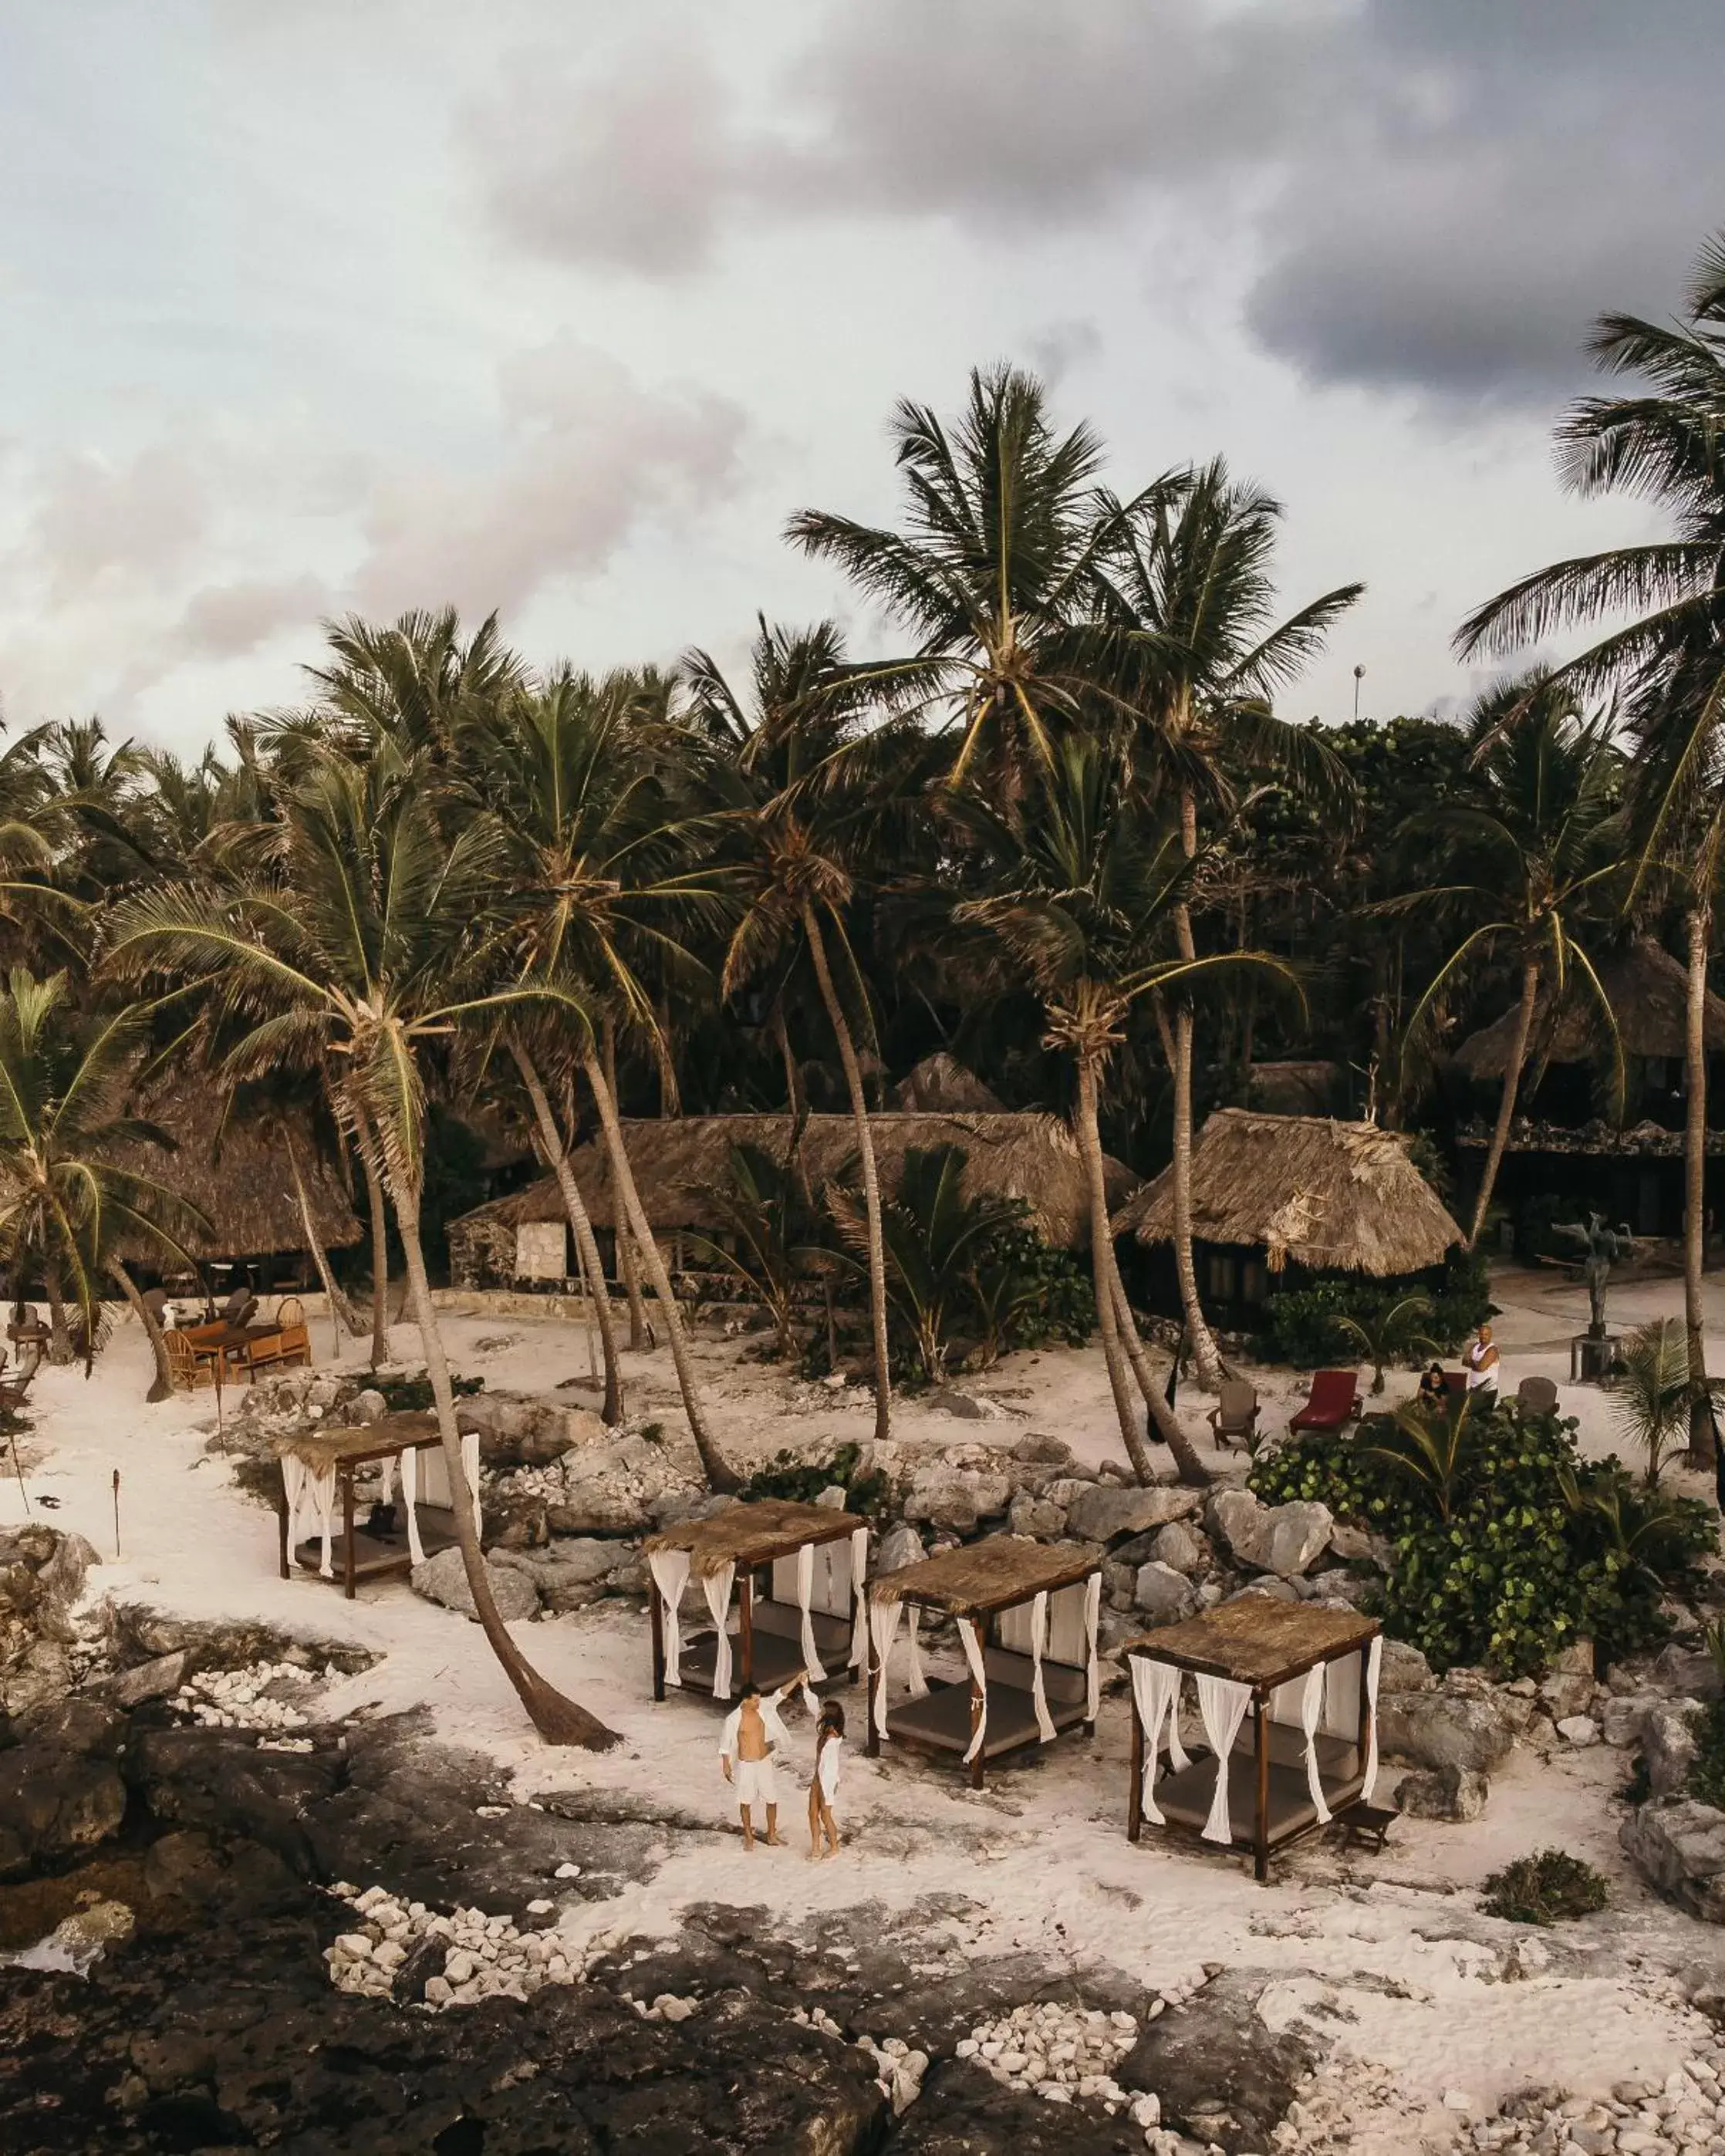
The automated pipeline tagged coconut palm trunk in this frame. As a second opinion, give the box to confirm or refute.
[1171,788,1225,1388]
[391,1171,617,1749]
[1685,903,1716,1466]
[512,1040,625,1424]
[799,903,891,1445]
[578,1044,739,1491]
[1105,1264,1209,1484]
[284,1127,363,1355]
[1074,1063,1160,1483]
[110,1258,174,1404]
[349,1105,393,1367]
[43,1257,73,1364]
[603,1016,651,1350]
[1467,956,1540,1250]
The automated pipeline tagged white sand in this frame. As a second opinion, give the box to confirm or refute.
[9,1280,1725,2143]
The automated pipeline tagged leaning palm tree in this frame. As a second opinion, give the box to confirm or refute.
[1457,234,1725,1457]
[104,747,616,1748]
[1097,458,1362,1385]
[456,666,738,1481]
[1390,676,1629,1248]
[950,739,1295,1483]
[0,970,208,1403]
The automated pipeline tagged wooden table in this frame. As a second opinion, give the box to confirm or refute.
[275,1415,458,1599]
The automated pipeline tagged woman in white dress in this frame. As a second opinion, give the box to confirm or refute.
[808,1699,845,1861]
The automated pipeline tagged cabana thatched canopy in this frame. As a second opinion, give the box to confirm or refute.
[1122,1599,1376,1686]
[1113,1108,1462,1277]
[872,1535,1100,1615]
[644,1498,866,1581]
[452,1112,1138,1258]
[109,1081,362,1264]
[1453,937,1725,1081]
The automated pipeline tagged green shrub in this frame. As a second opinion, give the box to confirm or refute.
[376,1372,484,1413]
[972,1223,1095,1357]
[1251,1403,1715,1677]
[1687,1700,1725,1811]
[1255,1247,1494,1369]
[1479,1848,1609,1925]
[739,1440,895,1523]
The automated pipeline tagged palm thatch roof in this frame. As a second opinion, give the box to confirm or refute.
[1122,1599,1377,1685]
[1113,1108,1462,1276]
[449,1112,1138,1253]
[644,1498,866,1580]
[872,1535,1101,1615]
[890,1053,1005,1113]
[1245,1061,1343,1116]
[1453,938,1725,1080]
[108,1079,362,1263]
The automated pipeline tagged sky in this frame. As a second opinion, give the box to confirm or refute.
[1,0,1721,757]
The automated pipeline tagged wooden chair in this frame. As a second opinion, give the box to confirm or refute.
[1289,1369,1362,1434]
[243,1297,312,1375]
[164,1329,218,1391]
[1207,1380,1261,1451]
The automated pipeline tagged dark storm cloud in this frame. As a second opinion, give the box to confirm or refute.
[467,0,1725,403]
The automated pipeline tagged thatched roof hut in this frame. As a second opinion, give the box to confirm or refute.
[890,1053,1004,1113]
[1453,938,1725,1080]
[1113,1108,1461,1277]
[449,1112,1138,1280]
[108,1082,362,1263]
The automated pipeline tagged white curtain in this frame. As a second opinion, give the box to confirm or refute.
[958,1616,988,1765]
[397,1448,426,1566]
[1083,1571,1102,1722]
[1300,1662,1332,1824]
[701,1562,736,1698]
[1129,1658,1189,1824]
[461,1430,481,1537]
[282,1454,336,1578]
[847,1527,869,1670]
[647,1548,691,1686]
[1361,1634,1383,1799]
[868,1598,903,1739]
[1195,1673,1253,1844]
[905,1607,930,1699]
[1028,1591,1056,1743]
[795,1542,828,1682]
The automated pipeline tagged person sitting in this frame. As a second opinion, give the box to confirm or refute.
[1416,1361,1448,1412]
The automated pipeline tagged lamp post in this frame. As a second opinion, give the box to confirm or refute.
[1352,663,1365,724]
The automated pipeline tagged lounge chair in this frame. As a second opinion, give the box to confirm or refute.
[220,1287,259,1328]
[1207,1380,1261,1451]
[1517,1375,1559,1415]
[1289,1369,1362,1434]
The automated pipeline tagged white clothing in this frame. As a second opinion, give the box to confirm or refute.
[814,1734,842,1805]
[718,1687,795,1773]
[734,1756,778,1808]
[1464,1340,1498,1390]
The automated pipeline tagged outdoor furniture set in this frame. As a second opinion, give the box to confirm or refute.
[165,1293,313,1392]
[275,1409,477,1598]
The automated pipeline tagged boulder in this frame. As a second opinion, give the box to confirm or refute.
[875,1523,926,1577]
[1134,1563,1198,1623]
[1376,1689,1517,1773]
[1539,1672,1595,1722]
[1305,1568,1369,1607]
[1548,1638,1595,1678]
[1117,1968,1316,2154]
[1328,1523,1389,1569]
[2,1525,101,1719]
[410,1547,539,1624]
[1014,1432,1074,1466]
[1601,1694,1661,1749]
[1621,1798,1725,1923]
[1644,1701,1702,1797]
[349,1388,388,1424]
[1148,1521,1204,1576]
[1393,1765,1490,1822]
[1379,1640,1435,1695]
[904,1469,1011,1535]
[926,1388,1003,1422]
[1652,1644,1725,1702]
[551,1434,693,1536]
[1556,1716,1599,1746]
[1007,1492,1067,1540]
[457,1392,605,1469]
[1065,1484,1202,1544]
[1227,1578,1299,1604]
[493,1541,639,1614]
[96,1649,191,1710]
[0,1700,128,1878]
[1210,1491,1332,1578]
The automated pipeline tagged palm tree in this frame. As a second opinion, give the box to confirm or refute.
[1610,1316,1694,1486]
[457,667,738,1482]
[1457,234,1725,1457]
[305,606,526,762]
[0,970,206,1402]
[1392,676,1628,1248]
[786,363,1164,795]
[689,620,933,1446]
[104,747,617,1748]
[950,739,1295,1483]
[1098,458,1362,1386]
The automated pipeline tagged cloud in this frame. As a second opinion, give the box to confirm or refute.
[28,444,210,602]
[348,339,749,618]
[174,573,330,660]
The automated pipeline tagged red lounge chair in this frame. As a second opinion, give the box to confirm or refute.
[1289,1369,1362,1433]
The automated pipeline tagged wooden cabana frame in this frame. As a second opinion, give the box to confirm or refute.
[1122,1601,1382,1882]
[866,1537,1102,1790]
[643,1499,869,1705]
[274,1412,478,1601]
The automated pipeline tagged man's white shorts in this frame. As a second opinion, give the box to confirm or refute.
[734,1756,778,1808]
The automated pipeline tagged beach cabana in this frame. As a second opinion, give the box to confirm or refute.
[1123,1601,1382,1881]
[866,1537,1102,1789]
[643,1499,869,1703]
[275,1411,481,1600]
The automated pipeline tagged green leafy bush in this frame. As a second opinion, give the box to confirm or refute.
[971,1223,1095,1358]
[1251,1402,1715,1677]
[376,1372,484,1413]
[1687,1700,1725,1812]
[1255,1247,1494,1369]
[1479,1848,1609,1925]
[739,1440,895,1523]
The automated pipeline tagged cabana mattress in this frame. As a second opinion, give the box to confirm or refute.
[885,1671,1089,1760]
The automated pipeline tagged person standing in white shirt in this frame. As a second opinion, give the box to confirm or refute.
[719,1675,802,1851]
[808,1699,845,1861]
[1463,1322,1500,1410]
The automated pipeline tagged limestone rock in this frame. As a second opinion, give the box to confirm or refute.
[1556,1715,1599,1746]
[1601,1694,1660,1749]
[926,1388,1004,1421]
[1007,1491,1068,1540]
[1393,1764,1490,1821]
[457,1392,605,1469]
[1378,1640,1435,1695]
[550,1434,694,1536]
[1134,1563,1197,1622]
[410,1547,539,1624]
[493,1541,640,1614]
[1644,1700,1702,1797]
[1377,1689,1516,1773]
[1305,1567,1369,1607]
[1227,1577,1299,1604]
[1210,1491,1332,1577]
[1328,1523,1389,1569]
[1014,1432,1074,1466]
[0,1700,128,1878]
[1621,1797,1725,1923]
[1148,1521,1204,1576]
[1065,1483,1201,1544]
[97,1649,191,1710]
[903,1469,1011,1535]
[1652,1644,1725,1702]
[349,1388,388,1424]
[874,1523,925,1576]
[1539,1671,1595,1722]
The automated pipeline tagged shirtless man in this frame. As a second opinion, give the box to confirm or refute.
[719,1675,803,1851]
